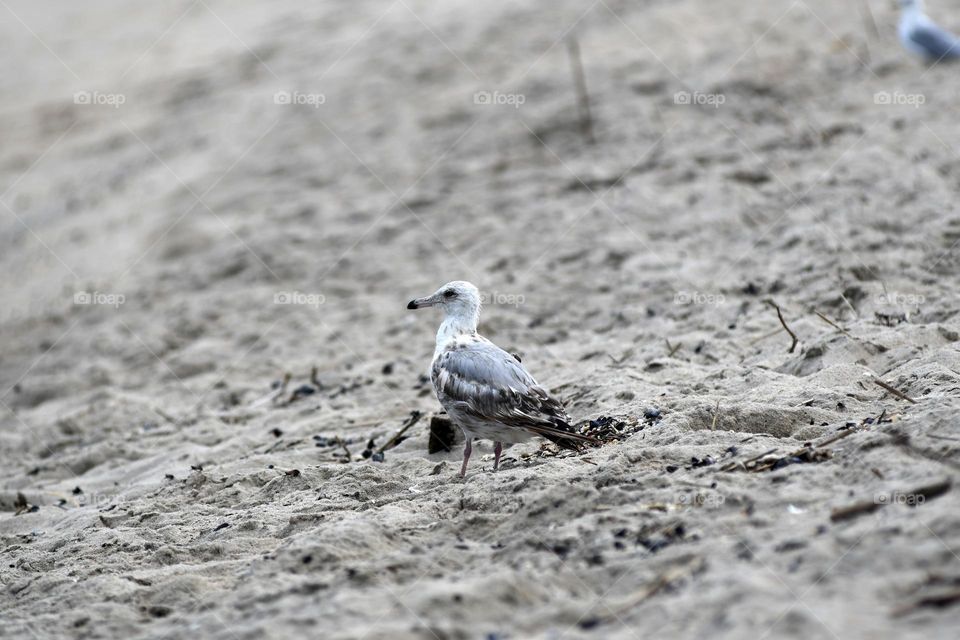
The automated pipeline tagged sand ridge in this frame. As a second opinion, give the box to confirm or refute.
[1,0,960,638]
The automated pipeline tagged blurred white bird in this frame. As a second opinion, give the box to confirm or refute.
[407,281,593,478]
[899,0,960,61]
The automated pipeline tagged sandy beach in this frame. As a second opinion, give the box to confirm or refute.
[2,0,960,638]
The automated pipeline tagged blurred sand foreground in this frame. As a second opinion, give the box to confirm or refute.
[2,1,960,638]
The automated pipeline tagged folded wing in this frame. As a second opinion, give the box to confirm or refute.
[431,338,592,448]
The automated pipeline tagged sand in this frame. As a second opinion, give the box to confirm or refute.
[2,0,960,638]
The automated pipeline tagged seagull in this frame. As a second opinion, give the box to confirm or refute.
[407,281,593,477]
[899,0,960,62]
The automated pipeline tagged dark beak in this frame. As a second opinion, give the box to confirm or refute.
[407,294,436,309]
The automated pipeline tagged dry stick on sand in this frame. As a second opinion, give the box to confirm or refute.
[892,590,960,618]
[929,433,960,442]
[377,411,423,454]
[598,556,706,623]
[153,406,177,424]
[729,414,885,472]
[814,310,854,339]
[566,36,595,144]
[831,479,951,523]
[765,299,798,353]
[665,339,682,358]
[858,0,880,41]
[829,498,881,522]
[817,309,888,355]
[744,448,778,465]
[839,291,860,319]
[873,378,918,404]
[815,426,865,449]
[856,0,878,64]
[749,326,786,346]
[717,422,862,471]
[857,0,880,64]
[334,438,352,462]
[248,372,291,408]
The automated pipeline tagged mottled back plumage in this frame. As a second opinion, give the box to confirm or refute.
[408,281,592,477]
[431,335,583,448]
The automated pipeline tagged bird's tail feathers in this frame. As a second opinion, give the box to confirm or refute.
[531,418,599,450]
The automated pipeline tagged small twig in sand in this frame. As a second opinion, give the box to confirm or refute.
[855,0,878,64]
[153,407,177,424]
[892,589,960,618]
[310,366,322,388]
[815,427,862,449]
[665,339,682,358]
[710,401,720,430]
[815,310,854,339]
[598,556,706,622]
[249,373,291,408]
[736,414,884,473]
[745,448,778,464]
[832,479,951,523]
[765,299,798,353]
[858,0,880,41]
[911,478,952,501]
[749,327,787,346]
[873,378,917,404]
[566,36,595,144]
[262,439,293,454]
[839,291,860,319]
[336,438,352,462]
[378,411,423,454]
[277,372,291,396]
[607,349,633,365]
[929,433,960,442]
[829,499,881,522]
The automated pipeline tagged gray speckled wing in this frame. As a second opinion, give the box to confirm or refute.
[431,336,590,447]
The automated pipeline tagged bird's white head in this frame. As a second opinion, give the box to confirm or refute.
[407,280,482,336]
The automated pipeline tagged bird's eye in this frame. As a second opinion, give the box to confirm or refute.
[443,289,456,298]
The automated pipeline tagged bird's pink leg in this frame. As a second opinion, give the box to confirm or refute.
[460,438,472,478]
[493,442,503,471]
